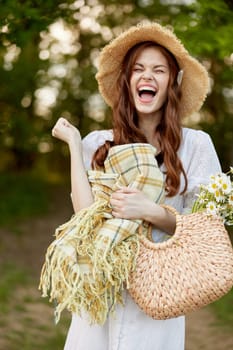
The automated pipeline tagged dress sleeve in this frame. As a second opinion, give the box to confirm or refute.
[182,130,221,212]
[82,130,113,170]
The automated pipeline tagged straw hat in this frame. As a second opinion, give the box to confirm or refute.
[96,21,210,118]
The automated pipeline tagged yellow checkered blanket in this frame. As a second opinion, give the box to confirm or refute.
[39,143,164,324]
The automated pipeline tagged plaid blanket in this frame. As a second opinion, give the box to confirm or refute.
[39,143,164,324]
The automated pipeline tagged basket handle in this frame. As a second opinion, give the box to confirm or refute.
[161,204,179,217]
[138,205,179,239]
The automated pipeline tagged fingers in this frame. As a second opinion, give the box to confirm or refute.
[52,117,71,137]
[110,191,133,218]
[110,188,139,202]
[109,196,121,209]
[114,186,139,194]
[54,117,70,129]
[110,188,146,220]
[110,201,124,218]
[59,117,70,127]
[111,209,122,218]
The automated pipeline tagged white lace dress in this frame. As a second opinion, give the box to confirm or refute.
[64,127,221,350]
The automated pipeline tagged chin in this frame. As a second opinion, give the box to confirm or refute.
[136,104,161,116]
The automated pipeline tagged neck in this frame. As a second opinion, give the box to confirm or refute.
[138,112,162,151]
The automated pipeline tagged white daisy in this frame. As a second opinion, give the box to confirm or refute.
[214,189,225,202]
[206,201,218,216]
[220,175,232,194]
[207,181,219,193]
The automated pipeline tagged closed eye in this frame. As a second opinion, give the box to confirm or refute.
[133,67,143,72]
[132,63,144,72]
[154,69,166,74]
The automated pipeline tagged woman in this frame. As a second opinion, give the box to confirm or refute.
[52,22,221,350]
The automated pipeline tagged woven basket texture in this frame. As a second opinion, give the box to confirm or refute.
[128,206,233,319]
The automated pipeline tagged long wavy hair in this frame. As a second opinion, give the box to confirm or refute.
[92,41,188,197]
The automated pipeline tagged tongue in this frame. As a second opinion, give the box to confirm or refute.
[140,92,154,102]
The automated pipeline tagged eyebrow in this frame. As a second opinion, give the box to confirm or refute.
[134,62,168,69]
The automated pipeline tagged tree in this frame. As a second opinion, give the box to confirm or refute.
[0,0,232,173]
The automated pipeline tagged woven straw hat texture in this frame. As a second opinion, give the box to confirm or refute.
[96,21,210,119]
[128,206,233,319]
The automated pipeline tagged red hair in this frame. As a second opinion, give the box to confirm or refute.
[92,42,187,196]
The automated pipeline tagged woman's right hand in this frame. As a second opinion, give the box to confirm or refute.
[52,117,81,147]
[52,117,93,212]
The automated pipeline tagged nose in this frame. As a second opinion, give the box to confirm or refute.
[141,70,153,80]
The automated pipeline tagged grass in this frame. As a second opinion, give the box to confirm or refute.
[0,262,70,349]
[4,299,70,350]
[5,319,69,350]
[0,172,49,227]
[0,170,232,347]
[211,226,233,327]
[0,171,70,349]
[211,288,233,327]
[0,263,29,313]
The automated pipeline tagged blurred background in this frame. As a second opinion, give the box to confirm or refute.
[0,0,232,349]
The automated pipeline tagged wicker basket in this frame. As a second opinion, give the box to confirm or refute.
[128,205,233,319]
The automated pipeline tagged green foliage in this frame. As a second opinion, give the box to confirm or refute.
[0,263,28,311]
[0,172,48,226]
[0,0,232,175]
[5,323,68,350]
[171,0,233,57]
[0,0,73,46]
[0,261,69,349]
[212,288,233,326]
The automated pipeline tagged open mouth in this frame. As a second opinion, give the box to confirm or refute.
[137,86,157,103]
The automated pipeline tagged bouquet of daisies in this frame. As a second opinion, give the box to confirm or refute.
[192,167,233,226]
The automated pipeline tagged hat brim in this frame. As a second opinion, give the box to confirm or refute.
[96,22,209,119]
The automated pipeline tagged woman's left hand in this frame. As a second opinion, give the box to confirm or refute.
[110,187,153,220]
[110,186,176,234]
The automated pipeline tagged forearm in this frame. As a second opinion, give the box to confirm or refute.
[110,188,176,235]
[51,117,94,212]
[143,202,176,235]
[69,139,94,213]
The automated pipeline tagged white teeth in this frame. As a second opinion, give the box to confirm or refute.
[138,86,157,98]
[138,86,156,93]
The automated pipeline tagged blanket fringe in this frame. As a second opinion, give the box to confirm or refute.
[39,199,140,324]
